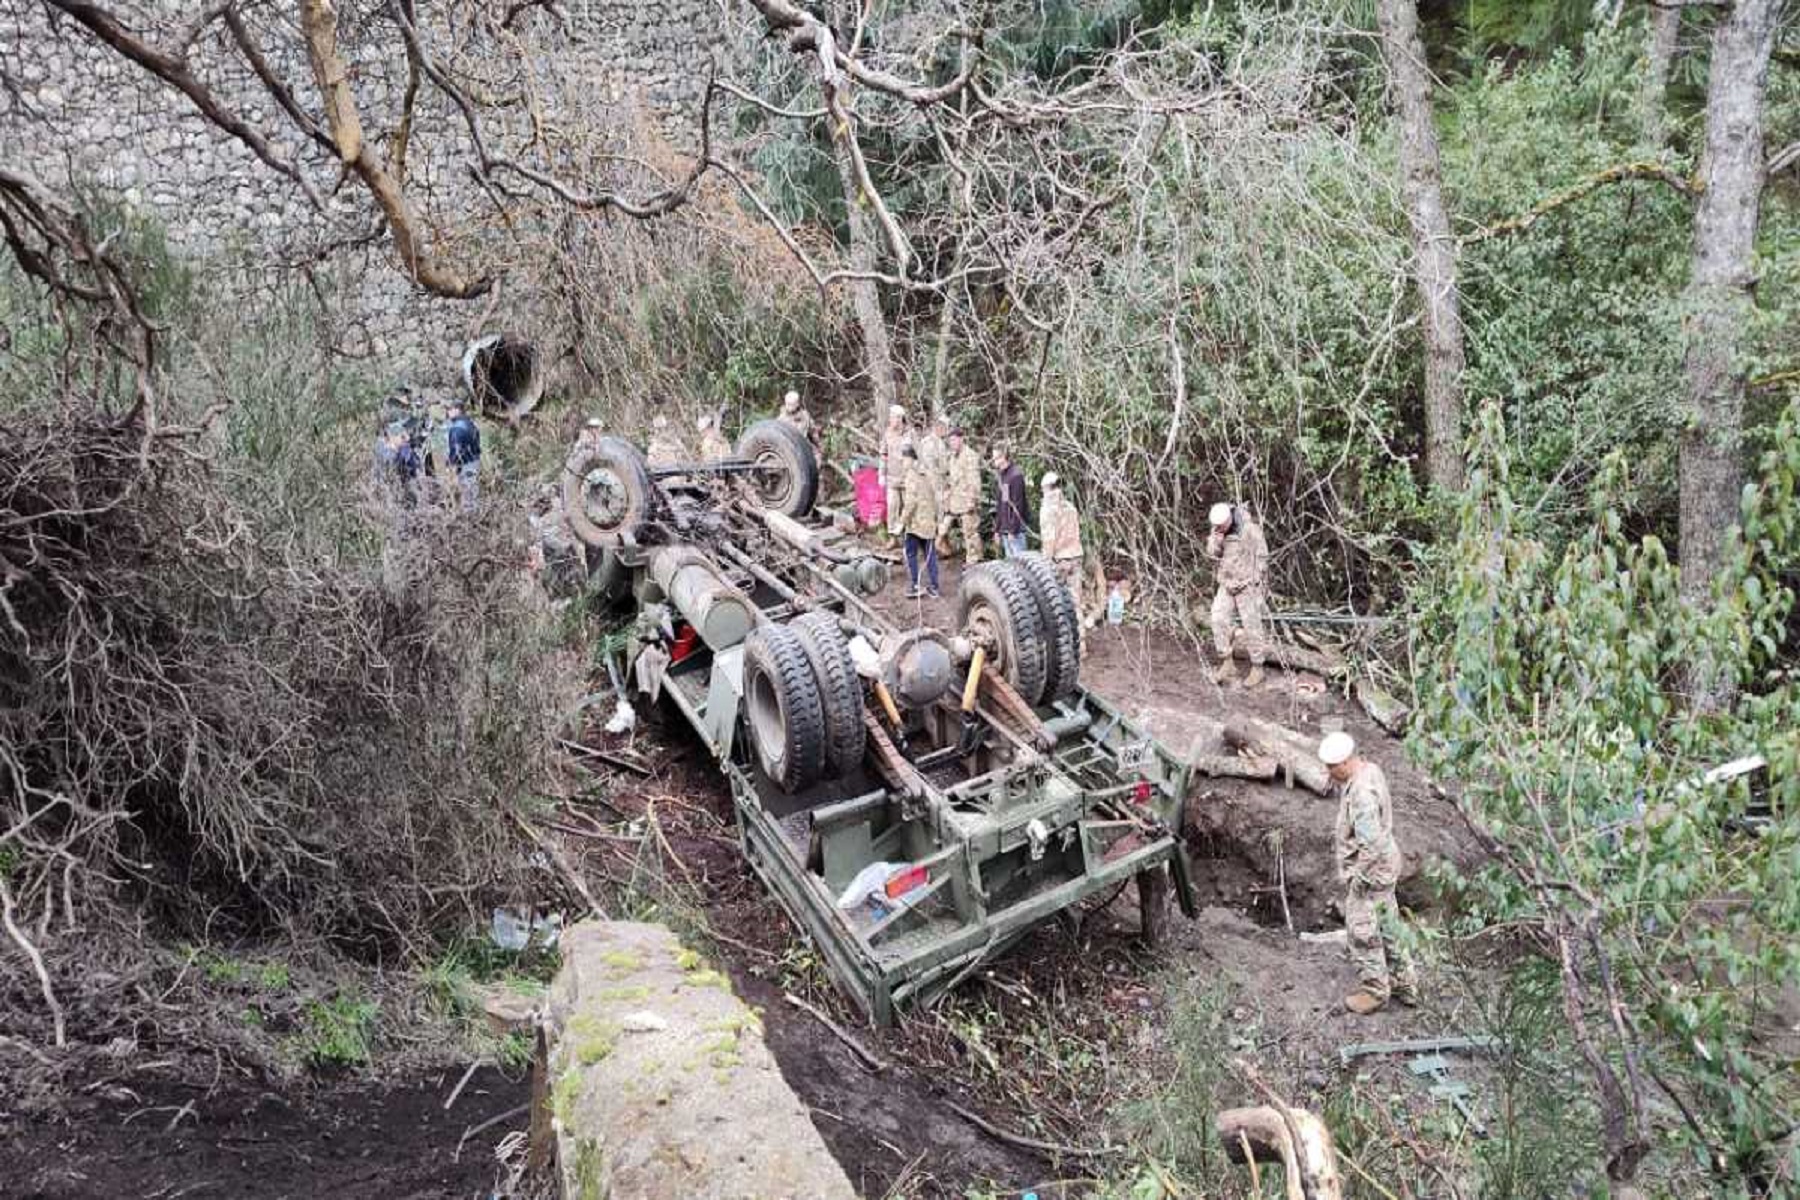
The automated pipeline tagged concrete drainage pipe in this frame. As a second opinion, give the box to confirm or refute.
[462,333,543,419]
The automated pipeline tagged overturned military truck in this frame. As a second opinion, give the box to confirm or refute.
[563,421,1197,1023]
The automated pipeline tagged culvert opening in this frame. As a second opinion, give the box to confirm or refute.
[462,333,542,418]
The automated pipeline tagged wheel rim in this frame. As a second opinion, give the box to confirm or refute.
[747,664,787,770]
[580,467,630,533]
[965,601,1011,676]
[745,449,795,511]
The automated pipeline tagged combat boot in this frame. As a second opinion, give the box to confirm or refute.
[1244,664,1266,688]
[1343,989,1386,1015]
[1212,659,1237,686]
[1391,980,1420,1008]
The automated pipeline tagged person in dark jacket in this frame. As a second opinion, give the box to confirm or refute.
[445,400,482,509]
[991,447,1028,558]
[375,421,421,508]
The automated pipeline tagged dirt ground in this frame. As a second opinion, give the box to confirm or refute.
[1,1063,529,1199]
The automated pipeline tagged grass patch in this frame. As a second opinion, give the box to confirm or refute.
[291,993,379,1068]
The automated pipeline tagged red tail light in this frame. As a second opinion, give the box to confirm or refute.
[885,865,928,898]
[1133,779,1152,806]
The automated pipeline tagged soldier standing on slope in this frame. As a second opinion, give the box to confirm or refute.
[1206,501,1270,687]
[1319,732,1419,1015]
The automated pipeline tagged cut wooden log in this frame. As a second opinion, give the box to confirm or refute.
[1222,717,1333,795]
[1190,753,1279,782]
[1351,678,1411,734]
[1229,630,1345,678]
[1217,1104,1343,1200]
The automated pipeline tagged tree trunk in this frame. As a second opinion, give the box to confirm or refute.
[1639,4,1682,148]
[1375,0,1466,494]
[834,146,899,428]
[1678,0,1781,711]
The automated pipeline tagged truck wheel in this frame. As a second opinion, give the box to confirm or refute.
[791,612,866,778]
[1005,554,1081,702]
[735,419,818,519]
[564,436,653,548]
[743,623,828,793]
[956,564,1049,707]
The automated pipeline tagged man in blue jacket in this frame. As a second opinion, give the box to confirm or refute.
[445,400,482,509]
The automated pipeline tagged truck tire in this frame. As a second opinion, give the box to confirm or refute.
[957,563,1049,707]
[735,419,818,519]
[743,623,828,793]
[1006,554,1081,702]
[790,612,866,778]
[564,436,653,548]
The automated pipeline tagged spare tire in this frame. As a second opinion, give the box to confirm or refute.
[790,611,866,778]
[956,563,1049,707]
[742,623,828,793]
[735,419,818,519]
[563,437,653,548]
[1006,554,1081,702]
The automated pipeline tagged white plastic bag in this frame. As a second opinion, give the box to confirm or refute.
[835,861,902,910]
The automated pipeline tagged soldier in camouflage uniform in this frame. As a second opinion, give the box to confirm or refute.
[938,427,983,563]
[1319,732,1418,1015]
[646,414,688,467]
[697,412,733,462]
[1206,501,1270,688]
[881,405,912,537]
[779,390,815,444]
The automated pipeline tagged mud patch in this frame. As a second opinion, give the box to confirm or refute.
[2,1064,529,1199]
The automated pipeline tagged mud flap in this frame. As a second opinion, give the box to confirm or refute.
[1171,845,1199,918]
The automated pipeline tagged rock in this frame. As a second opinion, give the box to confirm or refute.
[478,982,542,1036]
[537,921,856,1199]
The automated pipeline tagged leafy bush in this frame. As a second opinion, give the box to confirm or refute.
[1411,401,1800,1191]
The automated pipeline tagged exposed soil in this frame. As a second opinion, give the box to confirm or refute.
[1,1063,530,1199]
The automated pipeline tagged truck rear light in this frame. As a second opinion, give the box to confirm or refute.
[1133,779,1152,806]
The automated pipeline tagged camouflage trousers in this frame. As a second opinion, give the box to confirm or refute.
[938,510,983,563]
[1344,881,1418,1002]
[1210,583,1268,666]
[885,481,903,536]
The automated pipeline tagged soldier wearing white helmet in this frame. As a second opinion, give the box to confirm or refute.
[778,389,815,443]
[1206,500,1270,687]
[1319,732,1417,1015]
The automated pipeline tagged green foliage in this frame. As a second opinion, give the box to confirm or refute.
[293,993,380,1069]
[1411,401,1800,1189]
[1115,979,1240,1192]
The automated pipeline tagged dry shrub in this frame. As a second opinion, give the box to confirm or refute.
[0,400,579,959]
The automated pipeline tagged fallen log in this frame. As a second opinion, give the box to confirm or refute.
[1190,753,1279,782]
[1229,630,1345,678]
[1351,678,1411,734]
[1217,1104,1343,1200]
[1222,718,1332,795]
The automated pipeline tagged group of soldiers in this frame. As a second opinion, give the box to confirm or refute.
[877,404,1088,604]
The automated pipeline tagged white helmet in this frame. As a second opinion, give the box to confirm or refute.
[783,390,801,410]
[1210,502,1232,528]
[1318,731,1356,766]
[1041,472,1060,490]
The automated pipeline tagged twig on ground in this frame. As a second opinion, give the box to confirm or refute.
[784,992,887,1073]
[444,1059,483,1111]
[454,1102,532,1162]
[943,1098,1120,1159]
[1,878,65,1048]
